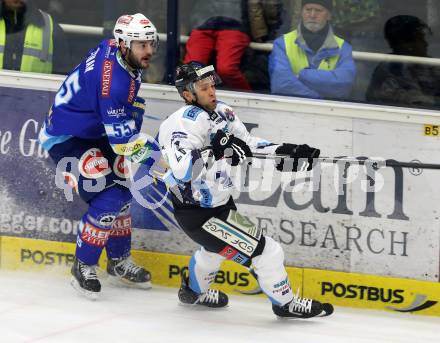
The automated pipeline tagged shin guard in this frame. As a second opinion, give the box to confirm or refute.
[188,247,225,294]
[251,236,293,306]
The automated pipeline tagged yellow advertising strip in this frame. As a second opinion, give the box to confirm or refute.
[0,236,76,273]
[0,236,266,296]
[303,268,440,317]
[1,236,439,316]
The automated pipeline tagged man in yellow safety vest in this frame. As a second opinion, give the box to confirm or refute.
[0,0,71,74]
[269,0,355,100]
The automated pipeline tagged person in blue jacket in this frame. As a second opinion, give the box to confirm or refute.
[269,0,356,100]
[38,13,160,299]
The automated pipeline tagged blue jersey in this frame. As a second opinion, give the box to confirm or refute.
[39,39,147,158]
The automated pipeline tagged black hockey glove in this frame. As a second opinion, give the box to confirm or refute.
[211,129,252,166]
[275,143,320,172]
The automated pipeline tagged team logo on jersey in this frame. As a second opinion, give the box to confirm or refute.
[128,79,136,103]
[96,213,117,228]
[113,155,129,178]
[183,106,202,121]
[224,107,235,122]
[107,106,126,118]
[78,148,111,179]
[105,41,116,58]
[101,59,113,97]
[105,46,112,59]
[117,15,133,26]
[140,19,150,25]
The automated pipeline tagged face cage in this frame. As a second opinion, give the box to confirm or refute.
[188,73,222,93]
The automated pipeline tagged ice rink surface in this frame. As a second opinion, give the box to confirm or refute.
[1,271,440,343]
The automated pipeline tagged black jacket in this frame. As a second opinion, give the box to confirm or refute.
[366,60,440,109]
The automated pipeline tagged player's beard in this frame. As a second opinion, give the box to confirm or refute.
[125,50,148,70]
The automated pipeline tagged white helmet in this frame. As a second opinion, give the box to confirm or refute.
[113,13,159,49]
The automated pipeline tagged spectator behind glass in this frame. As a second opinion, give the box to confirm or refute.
[332,0,381,50]
[366,15,440,108]
[290,0,382,48]
[269,0,356,100]
[0,0,71,74]
[183,0,252,91]
[241,0,283,91]
[244,0,283,43]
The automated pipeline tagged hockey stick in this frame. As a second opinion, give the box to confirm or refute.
[200,146,440,170]
[252,152,440,171]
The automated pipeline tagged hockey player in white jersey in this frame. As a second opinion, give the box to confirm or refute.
[158,61,333,318]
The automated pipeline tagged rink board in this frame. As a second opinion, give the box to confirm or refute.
[2,71,440,282]
[1,236,439,317]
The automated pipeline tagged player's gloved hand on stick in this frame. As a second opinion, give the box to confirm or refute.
[131,97,146,131]
[275,143,320,171]
[211,129,252,166]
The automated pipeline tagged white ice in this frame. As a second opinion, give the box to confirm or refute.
[1,271,440,343]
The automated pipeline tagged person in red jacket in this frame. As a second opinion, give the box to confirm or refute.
[183,0,252,91]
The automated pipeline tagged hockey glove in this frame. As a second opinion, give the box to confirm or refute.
[211,129,252,166]
[275,143,320,172]
[131,97,145,131]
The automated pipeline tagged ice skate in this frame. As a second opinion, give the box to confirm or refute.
[106,256,152,289]
[178,277,228,308]
[70,257,101,300]
[272,289,334,319]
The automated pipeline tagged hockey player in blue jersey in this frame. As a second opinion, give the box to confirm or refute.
[158,62,333,318]
[39,13,160,299]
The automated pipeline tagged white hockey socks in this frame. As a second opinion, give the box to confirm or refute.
[188,247,225,294]
[252,236,294,306]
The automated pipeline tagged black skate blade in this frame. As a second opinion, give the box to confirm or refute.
[106,274,152,290]
[70,277,99,301]
[178,300,229,310]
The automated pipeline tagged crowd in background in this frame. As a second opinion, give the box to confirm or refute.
[1,0,440,110]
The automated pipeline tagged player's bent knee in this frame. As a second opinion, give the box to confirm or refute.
[252,236,285,270]
[195,247,225,269]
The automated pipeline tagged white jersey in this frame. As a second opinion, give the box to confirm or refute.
[158,101,278,208]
